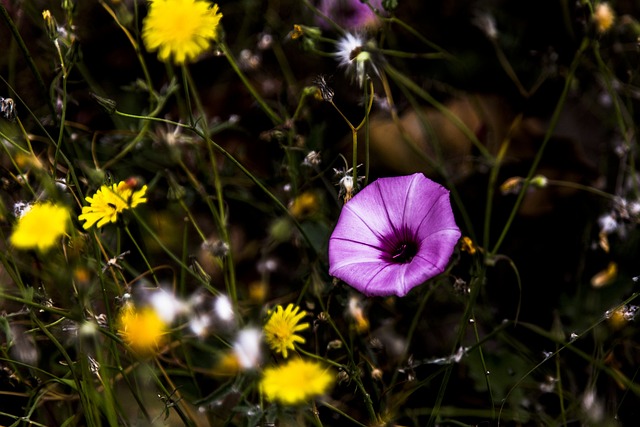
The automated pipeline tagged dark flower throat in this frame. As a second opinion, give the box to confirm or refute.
[390,241,418,264]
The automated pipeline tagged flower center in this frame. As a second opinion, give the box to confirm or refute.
[390,241,417,264]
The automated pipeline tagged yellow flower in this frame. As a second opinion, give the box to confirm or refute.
[10,202,69,251]
[142,0,223,64]
[288,191,319,219]
[460,236,477,255]
[118,302,168,354]
[264,304,309,358]
[78,181,147,229]
[593,2,615,34]
[260,358,334,405]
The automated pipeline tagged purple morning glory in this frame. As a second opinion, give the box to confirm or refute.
[329,173,461,297]
[316,0,385,30]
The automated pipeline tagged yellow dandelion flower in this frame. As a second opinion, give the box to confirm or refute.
[142,0,223,65]
[10,202,69,251]
[593,2,615,34]
[118,302,168,354]
[288,191,319,219]
[264,304,309,358]
[260,358,334,405]
[78,181,147,229]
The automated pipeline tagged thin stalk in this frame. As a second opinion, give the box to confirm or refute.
[219,42,282,125]
[0,5,56,121]
[490,38,589,256]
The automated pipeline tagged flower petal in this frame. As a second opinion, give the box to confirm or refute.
[329,173,461,297]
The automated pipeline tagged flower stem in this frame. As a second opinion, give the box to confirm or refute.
[490,38,589,256]
[219,42,282,125]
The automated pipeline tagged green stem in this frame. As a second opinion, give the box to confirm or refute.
[384,64,492,161]
[220,42,282,125]
[124,225,159,285]
[490,38,589,256]
[0,5,57,121]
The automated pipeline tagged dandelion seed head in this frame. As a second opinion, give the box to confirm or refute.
[202,240,229,258]
[302,150,322,167]
[258,33,273,50]
[593,2,615,34]
[472,11,498,40]
[213,294,234,322]
[335,33,379,87]
[189,314,211,337]
[149,288,187,324]
[233,328,262,370]
[598,214,618,234]
[13,201,31,218]
[582,389,604,422]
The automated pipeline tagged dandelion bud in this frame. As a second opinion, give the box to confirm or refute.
[62,0,76,14]
[371,368,384,381]
[290,24,304,40]
[460,236,477,255]
[248,280,268,303]
[288,191,319,219]
[312,75,334,102]
[302,150,322,167]
[42,10,58,41]
[79,321,99,337]
[473,11,498,40]
[500,176,524,195]
[202,239,230,258]
[327,339,343,350]
[348,296,369,333]
[530,175,548,188]
[593,2,615,34]
[90,92,117,114]
[0,97,16,121]
[289,24,320,41]
[591,261,617,288]
[382,0,398,12]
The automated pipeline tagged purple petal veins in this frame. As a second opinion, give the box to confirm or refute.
[329,173,461,297]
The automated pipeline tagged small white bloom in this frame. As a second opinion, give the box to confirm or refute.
[581,389,604,422]
[335,33,379,87]
[149,289,187,324]
[189,314,211,337]
[598,214,618,234]
[13,201,32,218]
[233,328,262,369]
[213,294,234,322]
[472,11,498,40]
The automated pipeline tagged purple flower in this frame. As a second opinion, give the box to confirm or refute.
[329,173,461,297]
[316,0,384,30]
